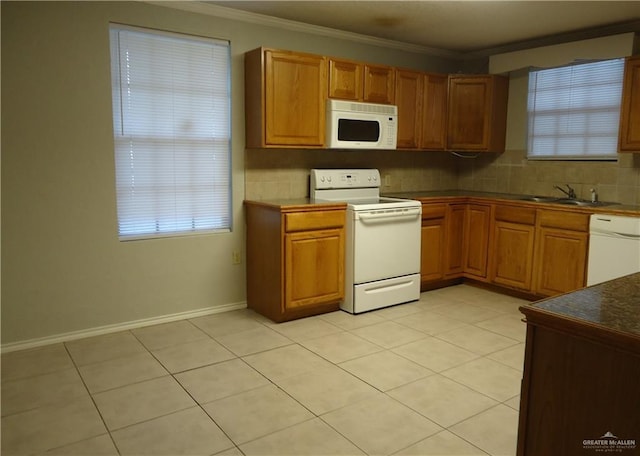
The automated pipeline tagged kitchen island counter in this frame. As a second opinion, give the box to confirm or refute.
[521,272,640,348]
[517,273,640,455]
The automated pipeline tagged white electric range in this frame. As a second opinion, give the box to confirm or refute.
[310,169,422,313]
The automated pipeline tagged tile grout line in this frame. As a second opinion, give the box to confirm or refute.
[3,289,526,456]
[128,326,243,453]
[61,340,123,456]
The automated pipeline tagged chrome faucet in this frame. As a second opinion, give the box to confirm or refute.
[554,184,577,199]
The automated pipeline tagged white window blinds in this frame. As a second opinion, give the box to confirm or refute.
[527,58,625,160]
[109,25,231,239]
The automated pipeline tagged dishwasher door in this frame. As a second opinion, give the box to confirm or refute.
[587,214,640,286]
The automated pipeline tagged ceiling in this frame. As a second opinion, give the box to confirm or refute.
[208,1,640,57]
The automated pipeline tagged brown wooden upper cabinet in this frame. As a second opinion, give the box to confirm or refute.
[395,72,507,152]
[245,47,508,152]
[328,57,395,104]
[395,69,423,149]
[618,55,640,152]
[447,75,509,153]
[328,58,362,101]
[245,48,327,148]
[421,73,449,150]
[364,63,395,104]
[395,71,448,151]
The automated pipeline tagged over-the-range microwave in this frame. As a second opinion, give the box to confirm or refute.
[326,99,398,149]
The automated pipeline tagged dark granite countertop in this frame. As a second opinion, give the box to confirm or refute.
[244,191,640,214]
[383,190,640,215]
[521,273,640,346]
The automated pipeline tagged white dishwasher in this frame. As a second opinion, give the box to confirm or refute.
[587,214,640,286]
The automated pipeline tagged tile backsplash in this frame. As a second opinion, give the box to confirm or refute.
[244,149,459,200]
[245,148,640,206]
[456,149,640,205]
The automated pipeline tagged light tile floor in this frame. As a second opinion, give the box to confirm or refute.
[1,284,529,456]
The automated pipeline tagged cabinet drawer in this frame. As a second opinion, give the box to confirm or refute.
[285,210,345,232]
[495,205,536,225]
[537,210,589,232]
[422,204,447,220]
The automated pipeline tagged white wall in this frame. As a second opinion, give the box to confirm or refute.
[1,1,458,347]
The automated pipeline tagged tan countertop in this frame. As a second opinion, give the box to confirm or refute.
[243,198,347,212]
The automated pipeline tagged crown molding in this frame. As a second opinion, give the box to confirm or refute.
[146,1,465,59]
[476,20,640,58]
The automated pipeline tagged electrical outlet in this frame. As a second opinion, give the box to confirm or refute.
[384,174,392,187]
[232,250,241,264]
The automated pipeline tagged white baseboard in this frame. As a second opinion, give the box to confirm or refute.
[1,301,248,354]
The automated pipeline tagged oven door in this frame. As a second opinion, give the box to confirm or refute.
[349,206,421,283]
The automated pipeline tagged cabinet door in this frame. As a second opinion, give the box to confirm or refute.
[328,58,363,101]
[396,69,423,149]
[619,56,640,152]
[421,220,446,282]
[448,76,491,150]
[490,221,536,290]
[421,204,447,283]
[533,227,587,296]
[285,228,344,310]
[264,50,327,146]
[363,64,395,104]
[464,204,491,278]
[447,75,508,152]
[445,204,466,277]
[421,73,448,150]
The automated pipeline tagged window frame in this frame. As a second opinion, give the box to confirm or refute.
[109,24,232,241]
[526,58,625,162]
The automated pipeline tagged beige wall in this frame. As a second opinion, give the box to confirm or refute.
[456,71,640,205]
[1,1,459,346]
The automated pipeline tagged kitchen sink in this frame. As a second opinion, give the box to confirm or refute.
[554,199,617,207]
[518,196,561,203]
[518,196,618,207]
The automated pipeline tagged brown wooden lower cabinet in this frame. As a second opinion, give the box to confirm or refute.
[463,204,491,279]
[491,220,536,290]
[532,209,589,296]
[445,203,466,277]
[245,201,346,322]
[285,228,344,311]
[420,203,447,282]
[489,205,537,291]
[417,198,592,298]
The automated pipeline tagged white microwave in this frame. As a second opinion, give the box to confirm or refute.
[326,99,397,149]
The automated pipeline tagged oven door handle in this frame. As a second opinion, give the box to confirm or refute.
[358,208,421,222]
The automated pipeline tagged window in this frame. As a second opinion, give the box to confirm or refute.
[109,25,231,240]
[527,58,625,160]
